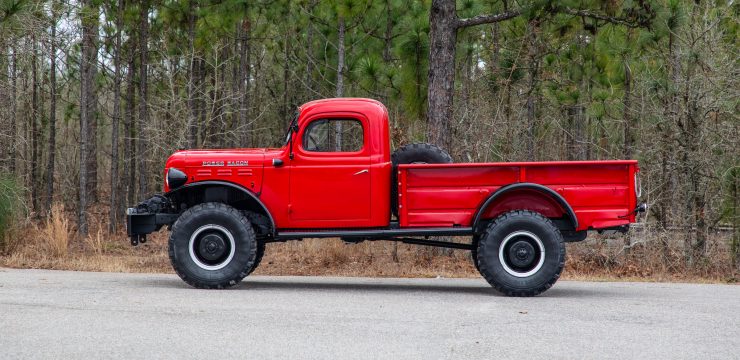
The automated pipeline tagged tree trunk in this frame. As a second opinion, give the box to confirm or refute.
[216,45,228,148]
[9,45,17,175]
[124,48,136,207]
[731,169,739,270]
[383,0,393,63]
[282,33,290,132]
[86,79,98,203]
[566,105,586,160]
[0,45,6,171]
[426,1,520,150]
[304,0,318,100]
[381,0,393,105]
[668,26,695,264]
[84,4,100,204]
[238,18,252,147]
[336,16,345,98]
[137,0,150,197]
[197,58,206,145]
[186,2,198,149]
[682,9,706,263]
[109,0,123,233]
[31,35,39,213]
[621,58,633,256]
[426,0,457,150]
[622,60,633,159]
[79,0,99,236]
[21,40,28,190]
[489,23,500,76]
[524,20,541,161]
[45,20,58,215]
[334,16,346,151]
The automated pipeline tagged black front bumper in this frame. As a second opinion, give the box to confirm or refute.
[126,210,178,245]
[126,195,179,246]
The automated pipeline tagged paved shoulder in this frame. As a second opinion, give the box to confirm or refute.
[1,268,738,359]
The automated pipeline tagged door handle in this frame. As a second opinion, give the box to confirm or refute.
[353,169,369,175]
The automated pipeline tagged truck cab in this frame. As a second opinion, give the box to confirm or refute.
[161,98,393,230]
[275,98,392,228]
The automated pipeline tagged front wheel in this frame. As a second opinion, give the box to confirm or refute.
[476,210,565,297]
[248,240,265,275]
[169,202,258,289]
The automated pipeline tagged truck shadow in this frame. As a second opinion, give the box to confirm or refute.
[239,279,499,296]
[234,278,611,298]
[145,277,611,298]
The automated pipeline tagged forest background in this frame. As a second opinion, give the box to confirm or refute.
[0,0,737,281]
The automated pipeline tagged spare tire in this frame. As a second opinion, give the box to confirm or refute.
[391,143,453,217]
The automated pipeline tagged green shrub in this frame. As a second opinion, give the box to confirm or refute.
[0,175,22,252]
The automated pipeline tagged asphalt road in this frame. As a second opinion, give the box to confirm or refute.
[1,268,738,360]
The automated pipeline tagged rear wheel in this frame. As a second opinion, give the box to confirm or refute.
[471,234,481,272]
[391,143,452,216]
[476,210,565,297]
[169,202,258,289]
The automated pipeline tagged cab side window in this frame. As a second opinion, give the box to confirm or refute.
[303,119,364,152]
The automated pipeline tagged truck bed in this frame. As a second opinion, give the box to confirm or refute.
[397,160,639,231]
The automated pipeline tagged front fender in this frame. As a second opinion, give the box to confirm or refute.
[126,181,276,246]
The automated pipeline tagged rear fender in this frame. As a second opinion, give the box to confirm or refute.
[472,183,578,234]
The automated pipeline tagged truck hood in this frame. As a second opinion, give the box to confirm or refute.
[164,148,275,193]
[172,148,269,166]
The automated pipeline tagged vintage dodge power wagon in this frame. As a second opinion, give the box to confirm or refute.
[128,98,644,296]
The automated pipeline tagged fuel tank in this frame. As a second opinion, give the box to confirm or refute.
[163,149,269,194]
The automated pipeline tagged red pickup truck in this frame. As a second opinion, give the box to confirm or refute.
[128,98,644,296]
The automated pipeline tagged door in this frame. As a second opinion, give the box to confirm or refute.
[288,116,371,226]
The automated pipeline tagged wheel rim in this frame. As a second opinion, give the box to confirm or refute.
[498,230,545,277]
[189,224,236,270]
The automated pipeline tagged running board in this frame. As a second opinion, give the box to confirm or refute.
[274,227,473,241]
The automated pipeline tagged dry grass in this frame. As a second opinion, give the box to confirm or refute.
[254,239,478,278]
[1,204,737,284]
[40,204,71,258]
[0,204,171,273]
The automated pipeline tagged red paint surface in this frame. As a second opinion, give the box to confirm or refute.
[163,98,639,232]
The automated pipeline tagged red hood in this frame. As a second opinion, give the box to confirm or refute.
[172,148,269,167]
[164,148,276,193]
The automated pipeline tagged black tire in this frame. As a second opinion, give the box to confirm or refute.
[471,235,481,273]
[476,210,565,297]
[169,202,258,289]
[390,143,452,216]
[248,240,265,275]
[243,211,267,275]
